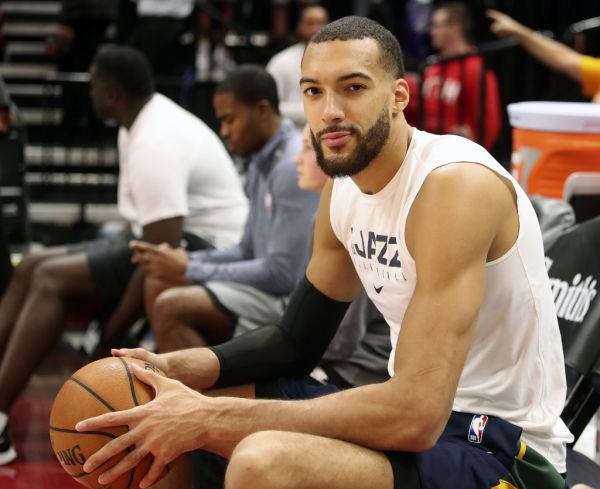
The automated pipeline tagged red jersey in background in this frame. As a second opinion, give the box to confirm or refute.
[405,54,502,150]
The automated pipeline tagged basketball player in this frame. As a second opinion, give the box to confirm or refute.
[78,17,573,489]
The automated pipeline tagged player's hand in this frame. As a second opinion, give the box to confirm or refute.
[76,364,209,489]
[129,240,188,283]
[486,9,527,39]
[111,348,170,376]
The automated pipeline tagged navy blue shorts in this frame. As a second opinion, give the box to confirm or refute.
[255,377,567,489]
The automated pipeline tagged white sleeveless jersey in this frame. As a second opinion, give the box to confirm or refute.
[330,129,573,472]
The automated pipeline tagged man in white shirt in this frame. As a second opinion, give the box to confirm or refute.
[267,4,329,130]
[0,46,247,465]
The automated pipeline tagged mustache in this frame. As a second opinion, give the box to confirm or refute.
[315,126,359,140]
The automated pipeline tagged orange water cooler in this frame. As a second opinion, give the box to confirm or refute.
[508,102,600,199]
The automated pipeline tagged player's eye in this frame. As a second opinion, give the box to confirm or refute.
[347,84,366,92]
[304,87,321,96]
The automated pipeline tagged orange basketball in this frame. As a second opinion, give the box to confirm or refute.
[49,356,166,489]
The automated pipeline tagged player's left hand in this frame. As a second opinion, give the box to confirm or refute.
[76,364,209,488]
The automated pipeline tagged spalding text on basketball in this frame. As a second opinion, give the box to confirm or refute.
[55,444,87,466]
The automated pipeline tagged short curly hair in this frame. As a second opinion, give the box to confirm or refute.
[308,16,405,79]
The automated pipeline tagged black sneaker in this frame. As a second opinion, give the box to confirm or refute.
[0,423,16,465]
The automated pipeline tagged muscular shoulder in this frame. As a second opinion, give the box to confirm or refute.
[406,162,515,261]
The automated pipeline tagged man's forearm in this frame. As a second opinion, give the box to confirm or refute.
[202,380,442,453]
[515,26,582,81]
[164,347,221,391]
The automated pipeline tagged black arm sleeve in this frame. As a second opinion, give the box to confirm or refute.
[208,275,351,388]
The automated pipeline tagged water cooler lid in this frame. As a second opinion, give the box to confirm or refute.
[508,101,600,134]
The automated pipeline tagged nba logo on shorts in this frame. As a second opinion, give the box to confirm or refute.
[468,415,488,444]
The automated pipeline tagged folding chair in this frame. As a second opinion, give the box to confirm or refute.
[541,214,600,485]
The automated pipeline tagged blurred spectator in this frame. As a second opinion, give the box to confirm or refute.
[47,0,118,130]
[405,2,501,150]
[129,0,196,77]
[195,0,237,81]
[0,77,18,137]
[401,0,433,63]
[267,5,329,130]
[270,1,323,42]
[130,65,319,352]
[488,9,600,102]
[46,0,117,72]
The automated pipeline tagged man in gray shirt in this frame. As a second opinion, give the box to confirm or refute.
[130,65,319,352]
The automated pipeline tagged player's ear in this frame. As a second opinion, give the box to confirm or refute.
[392,78,409,116]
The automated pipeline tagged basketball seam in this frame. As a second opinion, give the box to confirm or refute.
[68,376,117,412]
[49,426,117,438]
[118,357,140,489]
[118,357,140,406]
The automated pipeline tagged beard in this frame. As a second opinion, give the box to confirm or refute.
[311,107,390,178]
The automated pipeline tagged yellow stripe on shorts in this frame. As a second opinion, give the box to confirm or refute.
[492,481,518,489]
[517,441,527,460]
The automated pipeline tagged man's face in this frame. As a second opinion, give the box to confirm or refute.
[213,92,262,157]
[429,9,458,51]
[301,38,398,178]
[89,65,114,121]
[297,7,329,44]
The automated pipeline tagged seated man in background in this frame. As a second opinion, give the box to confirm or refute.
[130,65,319,352]
[488,9,600,102]
[0,46,248,464]
[405,1,501,150]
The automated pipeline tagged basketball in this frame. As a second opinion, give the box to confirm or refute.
[49,356,166,489]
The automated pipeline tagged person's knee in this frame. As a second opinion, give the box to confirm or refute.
[30,259,67,296]
[225,431,288,489]
[152,287,188,331]
[12,252,48,285]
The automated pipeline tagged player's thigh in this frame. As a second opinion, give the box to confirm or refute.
[226,430,395,489]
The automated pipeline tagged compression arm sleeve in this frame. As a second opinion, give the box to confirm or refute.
[208,275,351,388]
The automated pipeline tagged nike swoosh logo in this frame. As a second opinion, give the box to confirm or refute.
[374,285,384,294]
